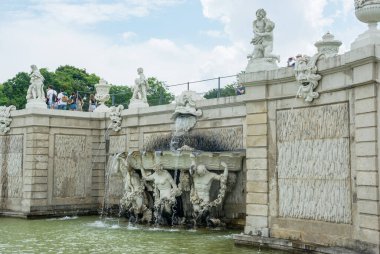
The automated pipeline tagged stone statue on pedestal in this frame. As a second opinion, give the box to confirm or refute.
[25,65,47,109]
[129,67,149,109]
[246,9,280,73]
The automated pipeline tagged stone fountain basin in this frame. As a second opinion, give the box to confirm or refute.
[129,150,245,172]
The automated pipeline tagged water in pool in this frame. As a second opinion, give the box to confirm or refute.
[0,216,286,253]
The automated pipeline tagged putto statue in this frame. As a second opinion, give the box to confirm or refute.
[189,154,228,225]
[250,9,280,61]
[246,9,280,73]
[0,105,16,135]
[294,53,324,102]
[129,67,149,109]
[25,65,47,109]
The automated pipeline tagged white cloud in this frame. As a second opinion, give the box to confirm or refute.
[0,0,369,96]
[200,30,224,38]
[15,0,185,25]
[122,31,137,41]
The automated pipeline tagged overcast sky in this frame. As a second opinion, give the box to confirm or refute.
[0,0,367,94]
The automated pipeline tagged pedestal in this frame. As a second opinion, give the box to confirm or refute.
[93,104,110,113]
[128,99,149,109]
[245,58,278,73]
[351,23,380,49]
[25,99,47,109]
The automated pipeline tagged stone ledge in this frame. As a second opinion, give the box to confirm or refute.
[232,234,372,254]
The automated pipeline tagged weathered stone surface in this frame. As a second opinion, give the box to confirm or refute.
[246,147,267,158]
[246,215,268,228]
[355,97,376,114]
[247,204,268,216]
[246,113,267,125]
[277,104,351,224]
[246,135,267,147]
[53,135,92,198]
[247,193,268,204]
[247,169,267,181]
[246,181,268,193]
[355,127,376,142]
[357,171,378,186]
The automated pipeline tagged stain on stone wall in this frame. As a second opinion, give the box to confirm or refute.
[109,135,126,154]
[277,103,351,223]
[143,127,243,151]
[53,135,92,198]
[0,135,23,208]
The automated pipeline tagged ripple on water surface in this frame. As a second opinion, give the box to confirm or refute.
[0,216,286,254]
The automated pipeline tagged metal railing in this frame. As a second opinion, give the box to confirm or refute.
[74,73,240,111]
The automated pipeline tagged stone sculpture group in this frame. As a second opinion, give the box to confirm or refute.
[116,151,229,226]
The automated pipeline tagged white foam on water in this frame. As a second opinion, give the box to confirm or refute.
[127,225,139,230]
[59,216,79,220]
[87,220,109,228]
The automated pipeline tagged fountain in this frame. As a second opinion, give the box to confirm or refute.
[103,90,245,228]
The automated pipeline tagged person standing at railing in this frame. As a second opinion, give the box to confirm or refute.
[88,94,97,112]
[236,83,245,95]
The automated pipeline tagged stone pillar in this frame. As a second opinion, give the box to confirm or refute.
[23,126,50,214]
[91,129,106,203]
[128,127,140,151]
[244,100,269,237]
[354,84,380,244]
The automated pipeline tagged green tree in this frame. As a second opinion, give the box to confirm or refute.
[53,65,99,95]
[147,77,174,106]
[203,83,237,99]
[108,85,133,108]
[0,72,30,109]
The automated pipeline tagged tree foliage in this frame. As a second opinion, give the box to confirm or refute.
[203,83,237,99]
[0,72,30,109]
[0,65,174,110]
[147,77,174,106]
[107,85,133,108]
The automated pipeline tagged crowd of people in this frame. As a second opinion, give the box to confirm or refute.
[45,86,96,112]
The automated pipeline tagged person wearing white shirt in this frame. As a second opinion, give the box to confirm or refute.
[46,85,57,109]
[57,90,68,110]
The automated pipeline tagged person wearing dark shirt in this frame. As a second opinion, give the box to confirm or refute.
[236,83,245,95]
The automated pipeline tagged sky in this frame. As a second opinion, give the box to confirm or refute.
[0,0,367,94]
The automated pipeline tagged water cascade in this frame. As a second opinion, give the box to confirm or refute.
[110,91,245,228]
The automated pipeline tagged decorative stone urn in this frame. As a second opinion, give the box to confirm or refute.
[314,32,342,57]
[94,79,111,112]
[352,0,380,49]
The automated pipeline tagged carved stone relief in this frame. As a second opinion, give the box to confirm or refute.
[109,105,124,132]
[0,105,16,135]
[294,53,324,102]
[277,103,351,223]
[53,135,92,198]
[0,135,23,204]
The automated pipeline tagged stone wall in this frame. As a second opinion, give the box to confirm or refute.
[237,45,380,253]
[0,110,105,217]
[0,45,379,252]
